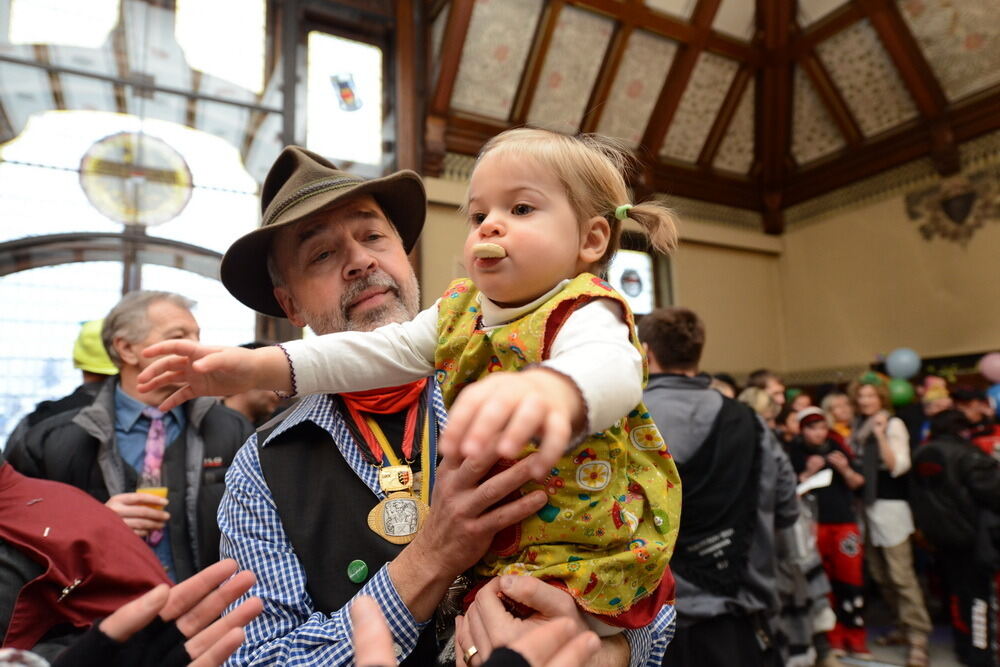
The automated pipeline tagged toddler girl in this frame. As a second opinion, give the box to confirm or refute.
[140,128,682,629]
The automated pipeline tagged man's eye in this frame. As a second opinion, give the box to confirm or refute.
[366,233,384,242]
[311,250,331,263]
[512,204,534,215]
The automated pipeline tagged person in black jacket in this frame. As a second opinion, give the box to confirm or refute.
[8,291,252,583]
[912,409,1000,666]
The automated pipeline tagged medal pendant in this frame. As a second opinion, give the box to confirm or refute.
[378,465,414,493]
[367,492,430,544]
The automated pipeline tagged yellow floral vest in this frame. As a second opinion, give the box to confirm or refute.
[434,273,682,617]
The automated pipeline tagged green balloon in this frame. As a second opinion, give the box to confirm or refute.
[888,378,915,406]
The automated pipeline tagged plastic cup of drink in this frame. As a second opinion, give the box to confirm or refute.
[136,486,168,510]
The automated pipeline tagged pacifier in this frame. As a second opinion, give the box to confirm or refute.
[471,243,507,259]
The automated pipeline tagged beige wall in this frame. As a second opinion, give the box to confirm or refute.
[780,195,1000,373]
[420,199,468,307]
[671,238,786,375]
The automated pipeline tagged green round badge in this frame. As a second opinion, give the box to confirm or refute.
[347,559,368,584]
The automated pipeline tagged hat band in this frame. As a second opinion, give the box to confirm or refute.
[262,176,364,227]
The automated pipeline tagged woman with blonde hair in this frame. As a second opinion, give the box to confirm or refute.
[738,386,780,427]
[847,373,931,667]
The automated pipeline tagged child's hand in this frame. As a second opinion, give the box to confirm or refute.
[440,369,585,478]
[136,341,290,412]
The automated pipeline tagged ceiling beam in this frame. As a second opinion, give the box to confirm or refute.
[424,0,475,175]
[0,98,15,143]
[755,0,795,234]
[797,52,863,145]
[394,0,421,171]
[697,64,753,167]
[785,84,1000,205]
[639,0,723,161]
[855,0,957,173]
[509,1,563,125]
[429,0,474,116]
[34,46,65,112]
[441,111,760,210]
[565,0,760,65]
[580,22,632,134]
[790,3,863,59]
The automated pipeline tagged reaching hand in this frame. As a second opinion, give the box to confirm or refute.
[440,369,585,479]
[455,576,600,666]
[351,597,398,667]
[803,455,826,477]
[871,411,889,436]
[91,559,262,667]
[136,341,290,412]
[826,450,850,474]
[106,492,170,538]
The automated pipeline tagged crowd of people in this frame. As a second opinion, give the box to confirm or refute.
[1,127,998,667]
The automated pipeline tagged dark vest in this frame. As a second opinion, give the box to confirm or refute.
[670,398,762,596]
[257,412,439,664]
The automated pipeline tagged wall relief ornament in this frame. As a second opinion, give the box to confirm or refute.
[905,168,1000,245]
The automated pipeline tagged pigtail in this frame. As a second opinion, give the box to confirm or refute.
[625,201,679,256]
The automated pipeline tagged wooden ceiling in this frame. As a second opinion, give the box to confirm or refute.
[421,0,1000,233]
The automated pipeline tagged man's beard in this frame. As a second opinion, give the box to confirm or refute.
[302,268,420,335]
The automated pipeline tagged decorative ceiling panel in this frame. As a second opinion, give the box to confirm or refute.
[816,20,918,137]
[712,0,755,42]
[791,66,846,164]
[430,3,449,88]
[660,52,739,163]
[798,0,849,26]
[595,30,677,148]
[123,0,190,90]
[60,74,117,113]
[450,0,543,121]
[713,83,754,174]
[198,73,254,150]
[899,0,1000,101]
[526,6,614,134]
[645,0,695,20]
[0,62,56,135]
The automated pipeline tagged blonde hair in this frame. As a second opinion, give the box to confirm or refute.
[737,386,779,420]
[476,128,679,272]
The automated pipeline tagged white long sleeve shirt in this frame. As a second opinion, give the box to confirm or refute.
[282,280,644,433]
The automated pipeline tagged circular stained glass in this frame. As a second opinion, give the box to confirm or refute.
[79,131,193,226]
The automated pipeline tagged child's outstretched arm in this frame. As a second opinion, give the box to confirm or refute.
[137,341,291,411]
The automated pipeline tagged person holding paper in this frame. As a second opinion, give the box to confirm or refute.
[787,407,866,659]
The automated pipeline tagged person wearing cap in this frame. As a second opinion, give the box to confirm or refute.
[637,307,798,667]
[194,147,668,665]
[952,386,1000,458]
[4,319,118,460]
[10,292,252,584]
[786,407,868,659]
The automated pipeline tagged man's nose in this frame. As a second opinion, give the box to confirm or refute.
[342,241,377,278]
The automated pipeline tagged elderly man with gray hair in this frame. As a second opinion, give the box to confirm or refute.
[10,290,252,582]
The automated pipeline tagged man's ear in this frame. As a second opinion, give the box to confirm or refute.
[274,286,307,328]
[114,337,139,367]
[578,215,611,266]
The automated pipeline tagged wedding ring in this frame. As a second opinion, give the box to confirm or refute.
[463,645,479,663]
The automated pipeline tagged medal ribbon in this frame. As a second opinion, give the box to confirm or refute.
[365,416,432,505]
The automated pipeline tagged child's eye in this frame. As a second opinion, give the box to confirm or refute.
[512,204,534,215]
[469,212,486,225]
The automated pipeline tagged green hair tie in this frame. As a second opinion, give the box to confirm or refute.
[614,204,633,220]
[859,371,883,386]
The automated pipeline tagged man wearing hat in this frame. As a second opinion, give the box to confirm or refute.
[214,147,672,665]
[4,319,119,460]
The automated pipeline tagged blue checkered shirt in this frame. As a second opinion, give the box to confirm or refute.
[219,389,675,666]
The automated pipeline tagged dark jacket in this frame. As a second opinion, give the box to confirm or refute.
[643,373,799,625]
[9,378,251,581]
[911,434,1000,552]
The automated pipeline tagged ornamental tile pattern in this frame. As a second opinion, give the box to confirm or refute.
[713,82,755,174]
[792,66,846,164]
[815,20,918,137]
[450,0,544,120]
[527,6,614,134]
[660,52,739,163]
[596,30,678,148]
[899,0,1000,101]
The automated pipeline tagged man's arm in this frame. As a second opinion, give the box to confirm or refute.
[623,603,676,667]
[763,424,799,530]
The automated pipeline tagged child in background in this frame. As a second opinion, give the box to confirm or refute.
[138,128,682,630]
